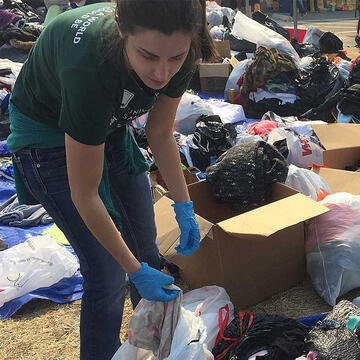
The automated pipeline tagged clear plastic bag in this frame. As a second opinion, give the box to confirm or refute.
[231,11,299,64]
[111,286,234,360]
[285,164,332,201]
[306,193,360,305]
[224,59,251,100]
[0,235,79,307]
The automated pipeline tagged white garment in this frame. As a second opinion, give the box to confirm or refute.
[206,100,246,124]
[249,88,298,104]
[288,120,327,136]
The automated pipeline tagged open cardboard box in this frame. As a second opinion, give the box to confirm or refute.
[312,166,360,195]
[199,40,232,93]
[154,180,328,308]
[312,124,360,169]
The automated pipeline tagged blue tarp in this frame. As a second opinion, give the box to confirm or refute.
[0,172,83,320]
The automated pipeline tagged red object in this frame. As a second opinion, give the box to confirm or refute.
[247,120,279,139]
[214,305,254,360]
[286,28,307,43]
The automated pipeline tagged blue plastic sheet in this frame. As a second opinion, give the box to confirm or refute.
[0,176,83,319]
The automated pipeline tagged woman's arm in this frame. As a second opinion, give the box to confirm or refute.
[145,94,190,203]
[65,134,141,275]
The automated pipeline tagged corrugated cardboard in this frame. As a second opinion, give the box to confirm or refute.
[154,180,329,308]
[312,124,360,169]
[312,167,360,195]
[199,40,231,93]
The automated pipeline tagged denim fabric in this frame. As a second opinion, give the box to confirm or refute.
[11,137,160,360]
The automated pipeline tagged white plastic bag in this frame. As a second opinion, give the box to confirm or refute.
[112,286,234,360]
[231,11,299,64]
[285,132,324,168]
[224,59,251,100]
[306,193,360,305]
[174,93,214,135]
[285,164,332,201]
[0,235,79,307]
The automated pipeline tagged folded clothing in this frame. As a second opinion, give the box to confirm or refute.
[0,194,53,227]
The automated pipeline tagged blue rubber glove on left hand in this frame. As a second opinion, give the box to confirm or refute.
[172,201,201,256]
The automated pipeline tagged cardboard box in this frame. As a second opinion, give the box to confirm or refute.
[154,180,328,308]
[312,166,360,195]
[199,40,231,93]
[150,167,200,202]
[312,124,360,170]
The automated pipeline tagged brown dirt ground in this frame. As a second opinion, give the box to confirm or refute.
[1,38,359,360]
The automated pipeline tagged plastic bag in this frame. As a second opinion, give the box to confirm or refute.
[0,235,79,307]
[302,25,325,47]
[252,11,290,41]
[111,286,234,360]
[224,59,251,100]
[285,164,332,201]
[297,57,345,109]
[290,39,318,58]
[231,10,299,64]
[306,193,360,306]
[286,131,324,168]
[174,93,214,135]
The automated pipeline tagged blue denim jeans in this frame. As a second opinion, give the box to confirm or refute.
[12,137,160,360]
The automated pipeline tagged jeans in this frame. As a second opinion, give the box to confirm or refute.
[12,136,160,360]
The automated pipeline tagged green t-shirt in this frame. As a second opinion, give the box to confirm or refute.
[9,2,194,149]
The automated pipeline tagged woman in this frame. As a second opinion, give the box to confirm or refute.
[7,0,217,358]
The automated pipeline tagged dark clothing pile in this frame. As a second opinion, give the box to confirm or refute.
[212,311,310,360]
[205,141,288,212]
[179,115,237,172]
[306,300,360,359]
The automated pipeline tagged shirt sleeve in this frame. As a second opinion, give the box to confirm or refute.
[163,61,196,98]
[58,67,115,145]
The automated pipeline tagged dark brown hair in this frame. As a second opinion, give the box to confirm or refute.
[115,0,217,63]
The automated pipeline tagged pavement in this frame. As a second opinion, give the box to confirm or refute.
[268,10,360,56]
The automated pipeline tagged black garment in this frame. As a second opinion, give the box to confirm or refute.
[244,98,306,119]
[306,300,360,360]
[205,141,288,212]
[252,11,290,41]
[337,84,360,121]
[0,24,38,46]
[228,34,256,54]
[0,237,8,251]
[319,32,343,53]
[221,0,237,9]
[181,115,237,172]
[212,312,309,360]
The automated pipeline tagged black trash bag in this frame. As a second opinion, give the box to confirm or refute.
[296,57,346,110]
[290,38,319,58]
[205,141,288,212]
[252,11,290,41]
[182,115,237,172]
[349,55,360,86]
[228,34,256,53]
[318,31,343,53]
[212,311,310,360]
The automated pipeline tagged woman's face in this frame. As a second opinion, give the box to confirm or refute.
[124,28,192,90]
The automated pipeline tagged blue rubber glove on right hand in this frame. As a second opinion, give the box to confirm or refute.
[128,262,179,302]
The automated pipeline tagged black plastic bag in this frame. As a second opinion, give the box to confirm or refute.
[290,38,318,58]
[252,11,290,41]
[297,57,345,109]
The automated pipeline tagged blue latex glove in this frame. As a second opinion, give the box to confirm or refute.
[172,201,201,256]
[128,262,179,302]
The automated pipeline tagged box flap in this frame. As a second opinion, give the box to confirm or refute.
[214,40,231,58]
[154,196,213,255]
[217,193,329,237]
[312,124,360,150]
[199,63,230,77]
[312,167,360,195]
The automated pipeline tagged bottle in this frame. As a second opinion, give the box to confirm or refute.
[229,88,236,104]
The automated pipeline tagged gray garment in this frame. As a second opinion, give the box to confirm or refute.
[0,194,53,226]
